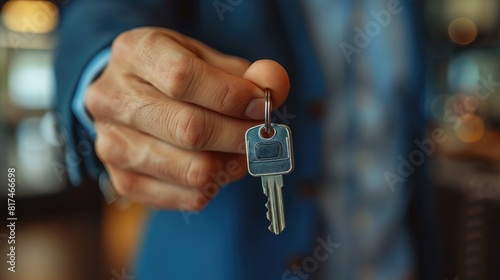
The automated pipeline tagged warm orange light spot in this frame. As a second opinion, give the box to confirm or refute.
[455,114,484,143]
[448,17,478,46]
[2,0,58,34]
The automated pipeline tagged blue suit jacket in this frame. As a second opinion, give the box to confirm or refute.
[54,1,440,279]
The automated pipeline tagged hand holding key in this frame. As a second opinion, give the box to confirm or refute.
[246,90,294,235]
[84,27,290,210]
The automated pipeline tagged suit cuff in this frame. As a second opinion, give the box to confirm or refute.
[71,47,111,141]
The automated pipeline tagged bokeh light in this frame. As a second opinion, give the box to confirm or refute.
[454,113,485,143]
[1,0,59,34]
[447,56,480,92]
[448,17,478,45]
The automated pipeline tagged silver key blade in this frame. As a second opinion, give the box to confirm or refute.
[262,175,285,234]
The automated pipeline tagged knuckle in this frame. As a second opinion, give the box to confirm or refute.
[112,29,140,58]
[113,173,138,197]
[186,153,214,188]
[94,134,110,163]
[103,87,142,124]
[149,153,166,176]
[148,152,172,181]
[108,89,136,122]
[125,141,146,169]
[84,83,103,117]
[113,28,198,102]
[113,28,158,68]
[161,54,196,99]
[126,28,197,98]
[85,82,133,121]
[136,29,164,72]
[174,108,210,150]
[95,131,129,167]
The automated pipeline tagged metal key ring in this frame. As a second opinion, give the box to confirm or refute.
[264,89,272,133]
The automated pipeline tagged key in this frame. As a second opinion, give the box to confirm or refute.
[245,123,294,234]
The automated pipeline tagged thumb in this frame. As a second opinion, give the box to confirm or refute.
[243,60,290,117]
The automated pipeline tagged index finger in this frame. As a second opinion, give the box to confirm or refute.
[118,29,290,120]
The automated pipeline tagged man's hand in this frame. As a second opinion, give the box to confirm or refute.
[85,27,290,210]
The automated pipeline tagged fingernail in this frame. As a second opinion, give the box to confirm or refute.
[244,98,265,120]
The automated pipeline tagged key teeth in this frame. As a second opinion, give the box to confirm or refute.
[262,176,285,234]
[265,202,271,220]
[264,203,278,234]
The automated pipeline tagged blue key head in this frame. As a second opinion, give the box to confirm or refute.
[256,141,283,160]
[245,123,294,176]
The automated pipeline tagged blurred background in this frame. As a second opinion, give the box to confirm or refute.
[0,1,146,279]
[0,0,499,279]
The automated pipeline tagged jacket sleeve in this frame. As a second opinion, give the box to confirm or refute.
[54,0,185,186]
